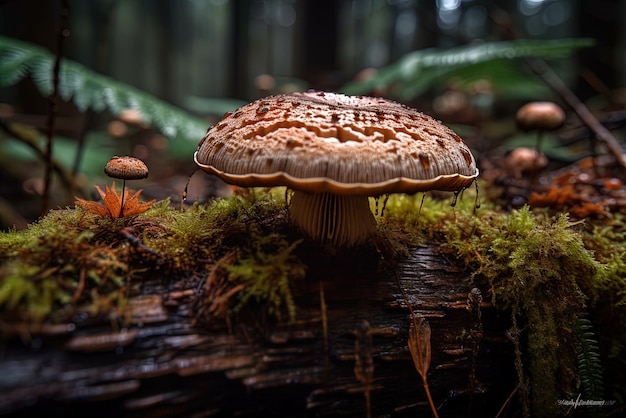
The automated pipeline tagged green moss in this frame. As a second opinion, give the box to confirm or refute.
[225,235,305,322]
[2,183,626,409]
[383,189,625,415]
[0,189,298,326]
[0,210,130,322]
[576,216,626,405]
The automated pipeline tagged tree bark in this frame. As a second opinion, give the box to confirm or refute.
[0,245,518,417]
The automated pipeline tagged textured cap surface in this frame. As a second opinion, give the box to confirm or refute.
[104,156,149,180]
[194,91,478,195]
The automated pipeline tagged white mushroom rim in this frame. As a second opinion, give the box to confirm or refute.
[193,154,479,195]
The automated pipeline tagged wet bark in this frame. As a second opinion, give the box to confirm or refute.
[0,245,518,417]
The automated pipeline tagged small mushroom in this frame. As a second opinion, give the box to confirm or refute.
[515,101,565,180]
[104,156,149,217]
[515,101,566,132]
[194,91,479,247]
[504,147,548,179]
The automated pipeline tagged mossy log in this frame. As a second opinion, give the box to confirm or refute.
[0,245,517,417]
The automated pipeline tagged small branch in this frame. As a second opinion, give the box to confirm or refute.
[526,58,626,168]
[43,0,70,214]
[0,118,76,191]
[495,384,519,418]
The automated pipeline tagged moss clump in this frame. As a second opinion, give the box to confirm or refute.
[577,216,626,406]
[0,210,130,323]
[0,189,302,327]
[224,235,305,322]
[383,189,626,416]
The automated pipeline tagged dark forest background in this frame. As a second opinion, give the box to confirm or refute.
[0,0,625,228]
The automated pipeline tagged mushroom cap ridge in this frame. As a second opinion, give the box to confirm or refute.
[194,91,479,196]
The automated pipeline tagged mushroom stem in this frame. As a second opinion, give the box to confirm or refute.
[119,179,126,218]
[289,191,377,247]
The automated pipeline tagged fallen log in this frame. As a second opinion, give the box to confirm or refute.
[0,245,517,417]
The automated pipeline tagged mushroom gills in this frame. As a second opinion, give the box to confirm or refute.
[289,191,376,247]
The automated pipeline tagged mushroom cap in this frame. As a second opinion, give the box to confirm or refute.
[104,156,149,180]
[515,101,565,131]
[194,91,479,196]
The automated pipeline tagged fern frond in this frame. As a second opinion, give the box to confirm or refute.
[0,36,208,143]
[575,317,604,403]
[341,38,594,100]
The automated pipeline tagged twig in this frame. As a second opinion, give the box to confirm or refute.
[507,310,530,418]
[0,118,76,191]
[43,0,70,214]
[72,267,86,304]
[495,384,519,418]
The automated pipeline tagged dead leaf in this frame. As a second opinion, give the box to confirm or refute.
[75,182,155,218]
[408,316,431,380]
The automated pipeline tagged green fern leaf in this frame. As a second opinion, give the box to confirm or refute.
[0,48,34,86]
[575,317,604,404]
[0,36,209,143]
[341,38,594,100]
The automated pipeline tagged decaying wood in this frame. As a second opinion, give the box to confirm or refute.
[0,245,517,417]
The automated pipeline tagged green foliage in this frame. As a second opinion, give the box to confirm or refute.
[341,38,594,100]
[0,36,208,142]
[575,317,604,405]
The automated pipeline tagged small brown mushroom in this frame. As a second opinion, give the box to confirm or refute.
[105,156,149,180]
[504,147,548,179]
[514,101,565,180]
[515,101,566,131]
[194,91,479,247]
[104,156,149,217]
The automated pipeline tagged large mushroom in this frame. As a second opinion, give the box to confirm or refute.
[194,91,479,247]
